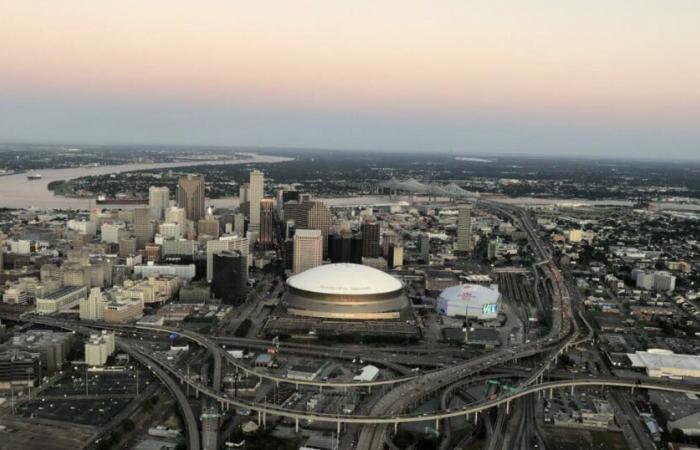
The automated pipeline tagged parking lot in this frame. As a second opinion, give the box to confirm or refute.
[16,398,132,426]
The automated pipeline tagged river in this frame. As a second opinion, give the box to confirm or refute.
[0,153,291,209]
[1,159,698,214]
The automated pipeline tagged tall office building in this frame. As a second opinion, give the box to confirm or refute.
[206,236,249,281]
[361,222,380,258]
[328,232,363,264]
[238,183,249,204]
[233,212,246,236]
[133,207,154,250]
[420,233,431,263]
[177,175,205,222]
[148,186,169,221]
[388,244,404,269]
[198,214,220,238]
[455,205,472,254]
[79,287,105,321]
[248,170,264,232]
[211,251,248,305]
[294,201,331,257]
[293,229,322,274]
[165,206,188,236]
[259,198,275,245]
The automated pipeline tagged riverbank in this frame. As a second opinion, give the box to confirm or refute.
[0,153,292,209]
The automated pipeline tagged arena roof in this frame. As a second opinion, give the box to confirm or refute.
[438,284,500,306]
[287,263,403,296]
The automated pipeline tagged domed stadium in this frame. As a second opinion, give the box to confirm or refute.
[283,263,407,320]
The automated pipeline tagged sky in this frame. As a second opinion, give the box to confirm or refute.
[1,1,699,159]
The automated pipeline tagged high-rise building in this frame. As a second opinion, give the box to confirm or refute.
[654,271,676,292]
[206,236,249,281]
[294,201,331,257]
[211,251,248,305]
[80,287,105,321]
[159,222,181,240]
[133,207,154,250]
[293,229,322,274]
[101,222,128,244]
[259,198,275,245]
[361,222,380,258]
[198,214,220,238]
[248,170,264,232]
[200,405,221,450]
[328,232,363,264]
[148,186,169,221]
[388,244,404,269]
[487,238,501,260]
[382,230,398,257]
[118,237,137,257]
[238,183,249,204]
[177,175,205,222]
[420,233,430,263]
[233,212,246,236]
[165,206,189,236]
[84,331,115,366]
[455,205,472,254]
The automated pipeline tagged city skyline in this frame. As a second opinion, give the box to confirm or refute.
[1,1,699,158]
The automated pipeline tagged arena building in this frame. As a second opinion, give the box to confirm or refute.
[436,284,501,320]
[283,263,408,320]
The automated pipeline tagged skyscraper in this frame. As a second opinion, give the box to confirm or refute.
[259,198,275,245]
[148,186,169,221]
[293,229,322,274]
[361,222,380,258]
[206,236,250,281]
[198,214,220,238]
[177,174,205,222]
[165,206,188,236]
[248,170,264,232]
[294,201,331,257]
[328,232,363,264]
[420,233,430,263]
[133,207,154,250]
[455,205,472,254]
[79,287,105,321]
[211,251,248,305]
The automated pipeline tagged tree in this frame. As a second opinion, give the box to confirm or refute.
[121,419,135,432]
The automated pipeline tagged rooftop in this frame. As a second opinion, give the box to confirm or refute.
[287,263,403,296]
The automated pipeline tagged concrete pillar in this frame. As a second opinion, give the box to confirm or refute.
[506,400,510,415]
[570,385,574,395]
[394,422,398,434]
[435,419,439,432]
[295,418,299,433]
[257,410,261,426]
[337,421,341,435]
[549,388,553,399]
[474,413,478,424]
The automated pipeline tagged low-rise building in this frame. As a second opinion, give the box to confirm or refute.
[628,349,700,379]
[35,285,87,315]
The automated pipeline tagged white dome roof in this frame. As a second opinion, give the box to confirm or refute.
[439,284,500,305]
[287,263,403,296]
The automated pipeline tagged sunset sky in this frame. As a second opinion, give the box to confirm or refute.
[1,1,699,158]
